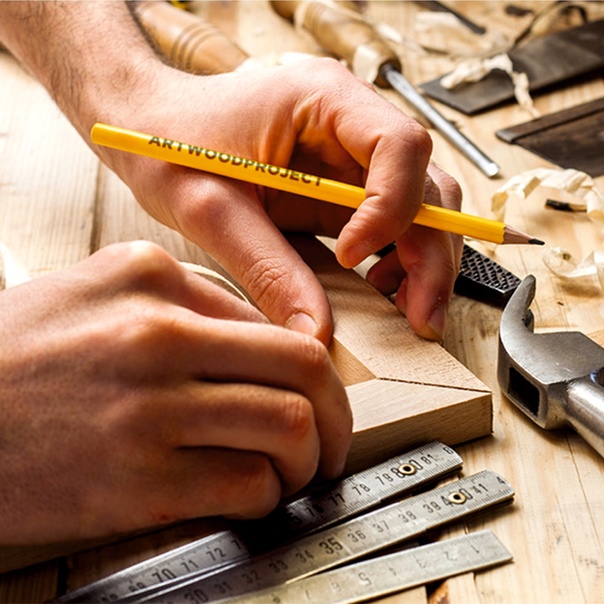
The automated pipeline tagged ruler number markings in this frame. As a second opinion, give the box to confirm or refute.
[218,531,513,604]
[56,441,461,603]
[139,470,514,603]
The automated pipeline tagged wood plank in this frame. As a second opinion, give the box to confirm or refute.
[0,53,97,275]
[0,560,60,604]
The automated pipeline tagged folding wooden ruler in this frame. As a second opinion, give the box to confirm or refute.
[56,442,514,603]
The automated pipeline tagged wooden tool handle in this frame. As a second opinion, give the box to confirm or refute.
[134,1,249,74]
[270,0,400,86]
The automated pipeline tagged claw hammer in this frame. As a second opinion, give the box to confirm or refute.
[498,275,604,457]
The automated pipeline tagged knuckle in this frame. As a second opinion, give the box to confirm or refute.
[296,334,333,380]
[297,57,362,114]
[177,183,226,227]
[109,308,184,364]
[301,57,350,83]
[401,120,433,158]
[441,176,463,210]
[103,240,178,288]
[424,170,462,213]
[123,240,175,280]
[229,456,281,518]
[135,310,180,344]
[277,392,315,444]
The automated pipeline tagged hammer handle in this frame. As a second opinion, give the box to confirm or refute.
[567,376,604,459]
[270,0,401,86]
[134,1,249,74]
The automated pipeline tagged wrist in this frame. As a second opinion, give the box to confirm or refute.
[0,2,168,144]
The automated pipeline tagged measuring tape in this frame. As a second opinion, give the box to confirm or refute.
[130,470,514,603]
[58,441,461,602]
[216,529,512,604]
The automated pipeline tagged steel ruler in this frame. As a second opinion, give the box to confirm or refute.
[58,441,461,602]
[214,529,512,604]
[130,469,514,603]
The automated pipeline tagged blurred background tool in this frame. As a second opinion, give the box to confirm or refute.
[413,0,486,35]
[496,96,604,178]
[420,17,604,114]
[269,0,500,178]
[134,0,249,74]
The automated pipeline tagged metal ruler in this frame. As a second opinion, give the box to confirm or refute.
[134,470,514,603]
[58,441,461,602]
[216,529,512,604]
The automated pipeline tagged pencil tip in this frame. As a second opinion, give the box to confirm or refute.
[503,225,544,245]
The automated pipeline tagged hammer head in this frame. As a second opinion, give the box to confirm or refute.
[498,275,604,429]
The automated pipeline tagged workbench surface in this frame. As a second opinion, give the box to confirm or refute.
[1,2,603,603]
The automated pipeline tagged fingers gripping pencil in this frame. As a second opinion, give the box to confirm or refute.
[91,123,542,246]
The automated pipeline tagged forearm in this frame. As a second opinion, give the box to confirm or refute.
[0,1,162,141]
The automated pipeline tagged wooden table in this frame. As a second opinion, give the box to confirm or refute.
[1,2,603,602]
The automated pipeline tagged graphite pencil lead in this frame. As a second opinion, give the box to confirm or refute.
[503,224,544,246]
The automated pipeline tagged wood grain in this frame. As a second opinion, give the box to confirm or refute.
[1,2,604,602]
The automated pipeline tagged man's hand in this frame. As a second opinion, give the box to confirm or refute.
[0,242,351,545]
[99,59,462,344]
[0,1,463,345]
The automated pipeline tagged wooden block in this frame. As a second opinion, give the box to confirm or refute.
[420,19,604,115]
[289,235,492,474]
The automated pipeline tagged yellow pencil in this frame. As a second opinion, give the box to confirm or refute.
[91,123,543,245]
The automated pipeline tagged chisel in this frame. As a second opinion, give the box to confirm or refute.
[134,0,498,177]
[269,0,500,178]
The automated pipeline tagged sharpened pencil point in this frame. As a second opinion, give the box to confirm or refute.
[502,225,544,246]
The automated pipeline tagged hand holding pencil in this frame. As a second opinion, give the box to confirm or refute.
[83,55,466,342]
[92,123,541,246]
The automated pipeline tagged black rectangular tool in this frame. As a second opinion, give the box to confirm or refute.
[455,244,521,306]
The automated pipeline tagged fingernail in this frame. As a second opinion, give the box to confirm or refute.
[427,305,447,341]
[286,312,318,337]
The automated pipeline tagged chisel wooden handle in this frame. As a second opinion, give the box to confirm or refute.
[270,0,400,87]
[134,1,249,74]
